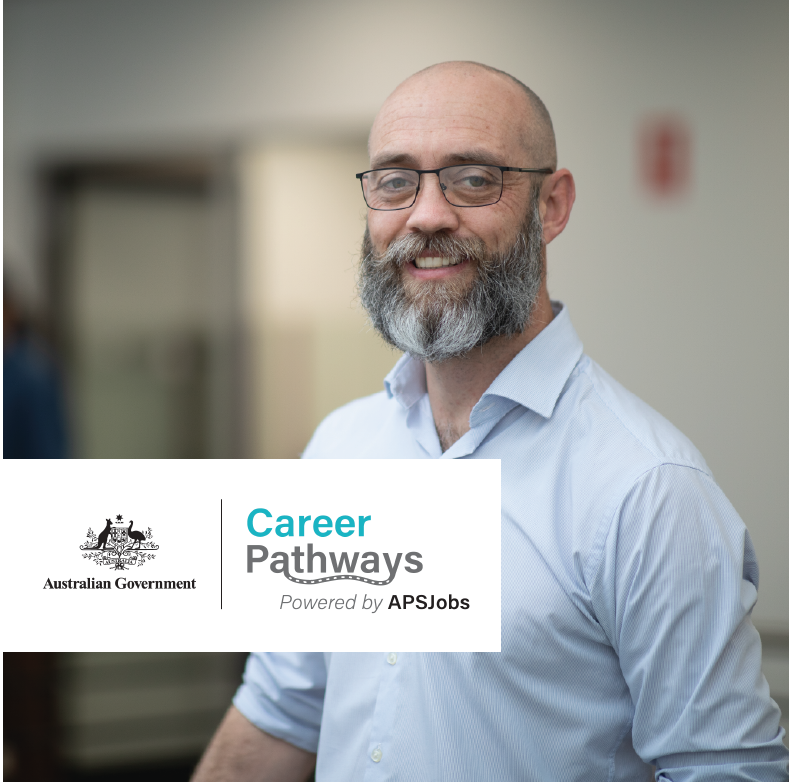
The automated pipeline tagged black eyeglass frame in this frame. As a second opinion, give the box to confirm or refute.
[355,165,555,211]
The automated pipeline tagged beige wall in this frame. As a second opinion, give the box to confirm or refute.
[239,143,399,457]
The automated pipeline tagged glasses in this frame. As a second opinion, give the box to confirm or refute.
[355,164,553,211]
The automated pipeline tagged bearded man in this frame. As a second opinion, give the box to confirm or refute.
[194,62,787,782]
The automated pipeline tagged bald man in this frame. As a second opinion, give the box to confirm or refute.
[194,63,787,782]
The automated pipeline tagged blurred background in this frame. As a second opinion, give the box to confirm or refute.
[4,0,787,779]
[3,652,248,781]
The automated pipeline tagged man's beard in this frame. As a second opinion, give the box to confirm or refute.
[357,188,545,363]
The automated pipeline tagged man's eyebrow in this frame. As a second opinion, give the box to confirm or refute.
[369,152,419,169]
[441,149,503,166]
[368,149,504,170]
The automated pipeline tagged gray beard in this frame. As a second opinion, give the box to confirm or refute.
[358,190,544,363]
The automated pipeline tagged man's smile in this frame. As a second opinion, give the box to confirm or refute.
[405,257,471,279]
[404,248,472,279]
[413,256,464,269]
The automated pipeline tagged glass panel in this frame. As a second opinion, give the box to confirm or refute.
[441,165,503,206]
[362,169,420,209]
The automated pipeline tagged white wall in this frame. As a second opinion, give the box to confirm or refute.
[5,0,787,631]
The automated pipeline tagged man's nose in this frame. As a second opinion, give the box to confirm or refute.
[405,174,461,234]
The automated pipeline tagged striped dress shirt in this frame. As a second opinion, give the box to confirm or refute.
[235,304,787,781]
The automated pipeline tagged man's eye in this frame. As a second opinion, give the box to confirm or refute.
[379,176,415,191]
[449,167,497,189]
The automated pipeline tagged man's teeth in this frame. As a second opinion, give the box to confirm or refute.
[414,257,462,269]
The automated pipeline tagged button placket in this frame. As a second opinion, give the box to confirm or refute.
[365,652,404,777]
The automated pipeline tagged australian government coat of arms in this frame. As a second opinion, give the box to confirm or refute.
[80,514,159,570]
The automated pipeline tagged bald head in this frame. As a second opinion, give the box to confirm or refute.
[369,61,557,172]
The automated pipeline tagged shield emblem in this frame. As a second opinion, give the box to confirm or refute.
[110,526,129,550]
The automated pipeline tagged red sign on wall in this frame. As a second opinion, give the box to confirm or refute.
[638,115,691,197]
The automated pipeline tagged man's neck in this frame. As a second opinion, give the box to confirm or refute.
[425,290,554,452]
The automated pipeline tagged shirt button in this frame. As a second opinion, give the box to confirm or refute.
[386,652,397,665]
[371,748,383,763]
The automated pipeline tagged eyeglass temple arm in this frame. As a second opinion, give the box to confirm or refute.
[500,167,555,174]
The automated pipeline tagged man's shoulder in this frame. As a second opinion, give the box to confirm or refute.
[573,355,711,475]
[302,391,396,458]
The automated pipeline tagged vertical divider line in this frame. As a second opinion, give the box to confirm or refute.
[220,499,223,610]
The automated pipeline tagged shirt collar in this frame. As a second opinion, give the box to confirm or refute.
[384,302,583,419]
[384,351,427,409]
[481,302,583,419]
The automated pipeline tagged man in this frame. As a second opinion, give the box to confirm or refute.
[194,62,787,781]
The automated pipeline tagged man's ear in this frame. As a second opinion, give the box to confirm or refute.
[540,169,575,245]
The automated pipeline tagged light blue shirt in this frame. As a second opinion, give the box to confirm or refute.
[235,304,787,781]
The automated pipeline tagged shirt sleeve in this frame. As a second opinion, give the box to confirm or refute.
[590,464,788,782]
[233,652,327,753]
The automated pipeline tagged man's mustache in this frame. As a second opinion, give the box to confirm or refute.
[372,231,489,268]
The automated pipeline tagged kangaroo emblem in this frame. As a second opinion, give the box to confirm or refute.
[94,518,112,550]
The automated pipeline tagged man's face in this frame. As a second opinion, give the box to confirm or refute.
[359,65,546,362]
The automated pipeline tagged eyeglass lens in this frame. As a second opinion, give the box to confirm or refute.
[361,166,504,210]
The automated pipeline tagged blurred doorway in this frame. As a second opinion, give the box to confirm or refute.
[3,652,247,782]
[44,157,243,458]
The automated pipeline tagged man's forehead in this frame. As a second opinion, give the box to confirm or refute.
[369,68,530,165]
